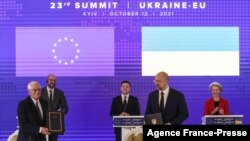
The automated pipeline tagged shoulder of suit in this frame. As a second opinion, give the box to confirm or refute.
[55,88,64,94]
[149,90,158,96]
[113,95,121,100]
[40,98,47,104]
[41,87,47,91]
[129,95,138,100]
[169,87,184,96]
[19,97,29,104]
[18,96,32,107]
[41,87,47,95]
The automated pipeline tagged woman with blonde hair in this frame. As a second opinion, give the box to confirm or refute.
[204,82,230,115]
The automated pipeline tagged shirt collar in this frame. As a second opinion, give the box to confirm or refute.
[121,94,129,98]
[31,97,40,104]
[47,86,54,92]
[159,86,170,95]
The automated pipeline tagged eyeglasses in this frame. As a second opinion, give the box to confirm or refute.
[154,79,166,83]
[29,89,41,92]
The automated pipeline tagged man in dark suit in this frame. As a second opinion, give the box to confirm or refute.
[17,81,50,141]
[41,74,69,141]
[145,71,189,125]
[110,80,140,141]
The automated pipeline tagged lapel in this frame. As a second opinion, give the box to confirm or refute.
[154,91,161,111]
[46,88,54,110]
[164,88,172,113]
[40,99,47,122]
[118,96,123,110]
[155,89,173,112]
[49,88,58,109]
[28,97,42,124]
[43,89,49,101]
[126,96,131,110]
[53,89,59,105]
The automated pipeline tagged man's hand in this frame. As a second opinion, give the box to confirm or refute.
[124,112,129,116]
[41,127,50,135]
[119,112,130,116]
[164,123,171,125]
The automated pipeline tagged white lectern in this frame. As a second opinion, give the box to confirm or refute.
[202,115,243,125]
[113,116,144,141]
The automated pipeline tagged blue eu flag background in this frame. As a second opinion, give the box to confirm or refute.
[16,27,114,76]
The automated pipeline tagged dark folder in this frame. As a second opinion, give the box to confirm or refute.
[145,113,163,125]
[46,111,65,134]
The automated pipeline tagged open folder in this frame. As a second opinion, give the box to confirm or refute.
[145,113,163,125]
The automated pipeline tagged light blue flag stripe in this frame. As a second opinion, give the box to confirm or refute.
[142,27,239,51]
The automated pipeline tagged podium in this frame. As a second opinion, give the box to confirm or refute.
[113,116,144,141]
[202,115,243,125]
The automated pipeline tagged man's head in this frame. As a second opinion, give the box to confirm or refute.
[120,80,131,95]
[154,71,169,91]
[47,74,56,89]
[27,81,41,100]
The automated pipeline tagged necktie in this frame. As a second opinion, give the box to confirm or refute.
[36,101,43,120]
[49,90,53,105]
[123,96,127,112]
[160,92,164,113]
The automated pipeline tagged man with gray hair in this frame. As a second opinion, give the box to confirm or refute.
[17,81,50,141]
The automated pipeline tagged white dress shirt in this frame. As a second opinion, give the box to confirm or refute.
[158,87,170,108]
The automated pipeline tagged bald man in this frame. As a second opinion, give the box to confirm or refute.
[145,71,189,125]
[41,74,68,141]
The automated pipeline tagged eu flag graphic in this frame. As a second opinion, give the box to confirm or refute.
[16,27,114,76]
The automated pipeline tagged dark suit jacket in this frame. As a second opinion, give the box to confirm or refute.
[110,95,141,141]
[17,97,47,141]
[110,95,140,116]
[204,97,230,115]
[145,88,189,125]
[41,87,68,114]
